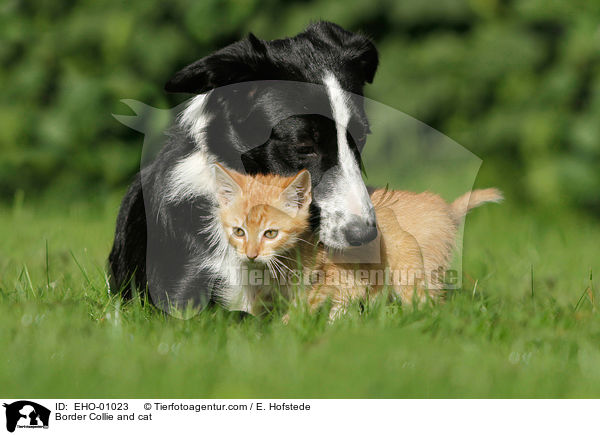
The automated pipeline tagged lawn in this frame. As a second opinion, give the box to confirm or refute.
[1,189,599,398]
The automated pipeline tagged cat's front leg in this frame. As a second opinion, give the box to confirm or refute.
[307,284,338,313]
[328,300,349,322]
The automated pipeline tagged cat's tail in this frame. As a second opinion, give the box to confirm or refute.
[450,188,503,222]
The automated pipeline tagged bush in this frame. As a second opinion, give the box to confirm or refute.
[0,0,598,212]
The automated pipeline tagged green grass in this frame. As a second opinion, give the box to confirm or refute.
[1,192,600,398]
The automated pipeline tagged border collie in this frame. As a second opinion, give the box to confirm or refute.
[109,21,380,313]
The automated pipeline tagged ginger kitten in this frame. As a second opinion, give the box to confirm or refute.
[212,163,502,318]
[211,163,313,314]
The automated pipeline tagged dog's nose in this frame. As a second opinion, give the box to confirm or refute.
[343,216,378,246]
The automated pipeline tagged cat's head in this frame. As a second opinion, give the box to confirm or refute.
[212,163,312,264]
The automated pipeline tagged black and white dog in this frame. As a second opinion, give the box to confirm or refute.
[109,21,380,312]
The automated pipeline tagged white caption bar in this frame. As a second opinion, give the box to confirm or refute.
[0,399,597,434]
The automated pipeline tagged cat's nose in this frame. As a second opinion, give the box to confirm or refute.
[246,252,258,261]
[343,215,378,247]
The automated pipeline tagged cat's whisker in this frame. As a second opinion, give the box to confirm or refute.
[269,259,286,282]
[272,257,301,280]
[272,253,298,263]
[271,258,291,280]
[269,265,280,287]
[272,257,293,275]
[295,236,316,244]
[266,259,281,285]
[295,237,317,247]
[267,257,280,275]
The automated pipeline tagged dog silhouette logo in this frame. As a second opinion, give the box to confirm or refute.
[3,401,50,432]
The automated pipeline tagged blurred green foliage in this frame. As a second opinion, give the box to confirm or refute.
[0,0,599,212]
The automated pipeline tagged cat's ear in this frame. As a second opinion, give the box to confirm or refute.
[279,170,312,215]
[212,163,242,206]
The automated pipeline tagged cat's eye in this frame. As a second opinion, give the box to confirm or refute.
[232,227,245,237]
[263,229,278,239]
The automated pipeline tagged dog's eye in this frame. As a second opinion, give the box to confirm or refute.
[232,227,245,237]
[263,229,278,239]
[296,143,316,155]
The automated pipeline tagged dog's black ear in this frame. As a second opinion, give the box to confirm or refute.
[354,38,378,84]
[165,33,269,94]
[307,21,379,84]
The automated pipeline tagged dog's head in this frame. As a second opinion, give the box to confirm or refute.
[166,22,379,249]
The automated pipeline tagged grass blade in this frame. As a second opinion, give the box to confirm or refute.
[45,239,50,289]
[23,264,36,298]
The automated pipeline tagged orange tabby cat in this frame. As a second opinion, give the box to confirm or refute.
[212,163,313,314]
[212,163,502,318]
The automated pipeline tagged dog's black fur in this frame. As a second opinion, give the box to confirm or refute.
[109,21,379,310]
